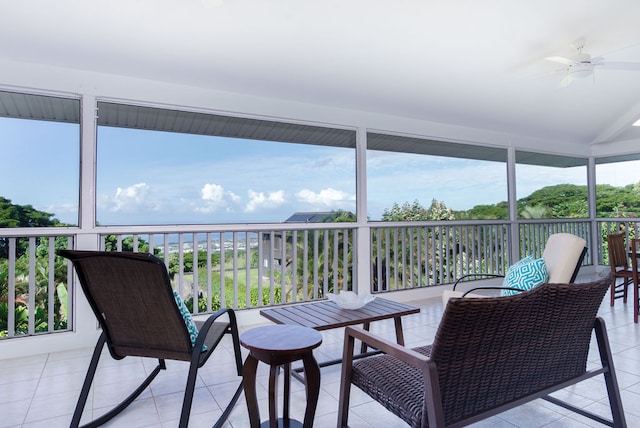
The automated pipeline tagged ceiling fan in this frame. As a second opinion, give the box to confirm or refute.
[545,38,640,86]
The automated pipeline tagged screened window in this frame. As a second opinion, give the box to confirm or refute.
[0,91,80,227]
[96,103,357,225]
[515,151,588,219]
[366,133,508,220]
[595,155,640,218]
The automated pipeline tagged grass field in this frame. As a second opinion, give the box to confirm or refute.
[181,267,284,309]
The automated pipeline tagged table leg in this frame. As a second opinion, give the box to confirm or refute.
[242,355,261,428]
[360,322,371,354]
[268,364,280,428]
[393,316,405,345]
[283,363,291,424]
[301,351,321,428]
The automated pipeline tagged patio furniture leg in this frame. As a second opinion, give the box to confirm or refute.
[594,318,626,427]
[360,322,370,354]
[394,316,406,345]
[242,354,261,428]
[268,365,281,428]
[302,351,321,427]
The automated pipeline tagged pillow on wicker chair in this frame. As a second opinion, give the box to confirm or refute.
[501,256,548,296]
[443,256,548,304]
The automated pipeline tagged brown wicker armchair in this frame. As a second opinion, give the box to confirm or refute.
[338,275,626,428]
[58,250,244,428]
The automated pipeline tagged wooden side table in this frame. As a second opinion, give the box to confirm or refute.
[240,324,322,428]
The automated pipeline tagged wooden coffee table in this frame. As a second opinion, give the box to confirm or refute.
[260,297,420,372]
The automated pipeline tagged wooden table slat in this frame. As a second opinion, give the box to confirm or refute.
[259,297,420,374]
[260,297,420,331]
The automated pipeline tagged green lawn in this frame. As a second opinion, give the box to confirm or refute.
[181,267,282,309]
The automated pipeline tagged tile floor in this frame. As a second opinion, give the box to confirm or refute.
[2,284,640,428]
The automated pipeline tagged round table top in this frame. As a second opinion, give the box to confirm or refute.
[240,324,322,354]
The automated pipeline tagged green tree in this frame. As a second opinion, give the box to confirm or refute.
[321,209,356,223]
[377,199,457,288]
[595,183,640,217]
[382,199,455,222]
[0,197,62,258]
[458,202,508,220]
[1,199,69,336]
[517,184,587,218]
[520,205,548,219]
[103,235,151,253]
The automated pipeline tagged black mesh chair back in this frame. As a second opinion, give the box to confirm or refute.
[58,249,243,428]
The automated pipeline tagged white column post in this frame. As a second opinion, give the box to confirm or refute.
[355,127,371,294]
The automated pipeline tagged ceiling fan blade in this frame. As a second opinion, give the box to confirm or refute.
[545,56,577,66]
[599,61,640,71]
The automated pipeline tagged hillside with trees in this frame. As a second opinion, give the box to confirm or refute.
[452,183,640,220]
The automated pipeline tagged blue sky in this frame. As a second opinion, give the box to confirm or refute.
[2,117,639,226]
[1,118,79,223]
[96,127,356,225]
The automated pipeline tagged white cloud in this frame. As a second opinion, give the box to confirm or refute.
[245,190,286,212]
[111,183,160,212]
[296,188,355,208]
[201,183,225,202]
[197,183,240,213]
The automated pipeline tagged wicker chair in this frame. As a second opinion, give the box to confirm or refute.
[338,275,626,428]
[58,250,244,428]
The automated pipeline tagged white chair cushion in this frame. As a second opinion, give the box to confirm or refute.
[542,233,586,283]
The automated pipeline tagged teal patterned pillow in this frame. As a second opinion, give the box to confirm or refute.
[173,291,203,349]
[501,256,548,296]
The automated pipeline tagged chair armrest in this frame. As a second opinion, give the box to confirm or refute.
[453,273,505,290]
[344,326,428,367]
[194,308,240,367]
[339,326,444,428]
[196,308,235,341]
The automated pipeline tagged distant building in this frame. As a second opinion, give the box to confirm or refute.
[262,211,342,268]
[284,211,340,223]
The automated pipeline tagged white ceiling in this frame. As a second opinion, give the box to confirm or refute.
[2,0,640,155]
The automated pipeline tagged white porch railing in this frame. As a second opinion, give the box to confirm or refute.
[97,227,357,314]
[1,218,623,341]
[0,233,75,338]
[370,219,593,292]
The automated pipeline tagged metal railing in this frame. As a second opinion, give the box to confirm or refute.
[371,222,510,291]
[519,220,592,264]
[370,219,593,293]
[0,233,74,339]
[97,226,356,314]
[598,218,640,265]
[1,218,618,340]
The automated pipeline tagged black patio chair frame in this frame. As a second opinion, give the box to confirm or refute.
[58,249,244,428]
[451,235,587,296]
